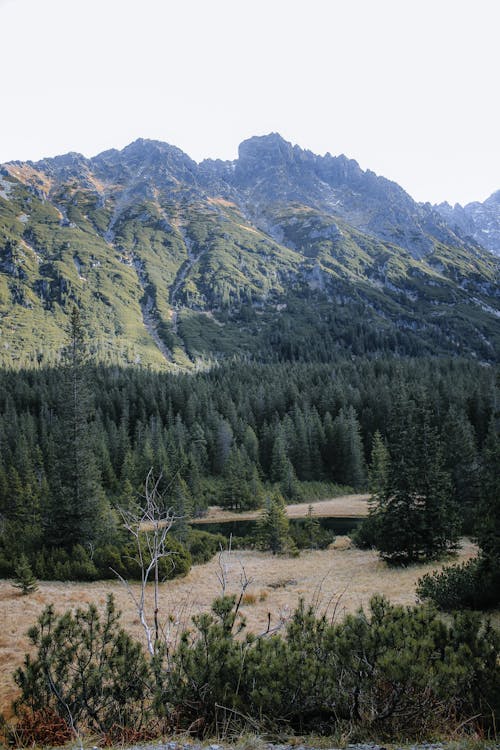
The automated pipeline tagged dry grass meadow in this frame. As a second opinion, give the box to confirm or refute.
[0,535,479,720]
[193,493,370,523]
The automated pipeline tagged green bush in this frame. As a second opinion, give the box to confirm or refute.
[186,529,226,564]
[10,538,191,583]
[417,556,500,610]
[120,536,191,581]
[160,594,500,737]
[12,594,500,741]
[290,518,334,550]
[31,546,99,581]
[351,512,381,549]
[13,595,152,737]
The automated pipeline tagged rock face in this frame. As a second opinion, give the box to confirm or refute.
[436,190,500,257]
[201,133,462,259]
[0,133,499,368]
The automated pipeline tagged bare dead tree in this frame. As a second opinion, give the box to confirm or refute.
[113,468,177,656]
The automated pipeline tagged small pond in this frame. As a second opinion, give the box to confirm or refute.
[192,515,362,539]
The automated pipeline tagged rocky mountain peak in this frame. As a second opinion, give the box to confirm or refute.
[435,189,500,257]
[484,189,500,207]
[237,133,295,164]
[90,139,200,193]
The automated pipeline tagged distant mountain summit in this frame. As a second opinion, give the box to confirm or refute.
[435,190,500,257]
[0,134,499,368]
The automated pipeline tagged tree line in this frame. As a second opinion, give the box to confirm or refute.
[0,316,498,579]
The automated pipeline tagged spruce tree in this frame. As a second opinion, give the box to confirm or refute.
[368,430,389,496]
[256,490,295,555]
[304,504,322,549]
[441,406,480,531]
[44,307,108,550]
[12,553,38,595]
[330,406,366,488]
[372,392,459,564]
[476,420,500,597]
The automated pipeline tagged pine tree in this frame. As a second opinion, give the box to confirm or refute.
[221,447,263,510]
[256,490,295,555]
[44,306,109,550]
[12,553,38,595]
[372,392,459,564]
[330,406,366,488]
[441,406,480,531]
[368,430,389,496]
[477,421,500,576]
[304,504,322,549]
[270,433,301,501]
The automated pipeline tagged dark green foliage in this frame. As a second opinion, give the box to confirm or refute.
[13,595,152,736]
[476,419,500,572]
[255,490,297,555]
[44,307,112,551]
[186,529,227,564]
[350,511,381,549]
[221,446,264,510]
[328,406,366,489]
[417,417,500,610]
[368,430,389,495]
[0,357,497,580]
[416,559,488,610]
[159,594,500,738]
[441,406,480,531]
[123,535,191,581]
[364,391,460,563]
[155,595,249,727]
[12,553,38,595]
[290,505,334,550]
[11,593,500,741]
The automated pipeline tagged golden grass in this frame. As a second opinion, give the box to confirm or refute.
[192,494,370,524]
[0,538,479,719]
[4,164,53,195]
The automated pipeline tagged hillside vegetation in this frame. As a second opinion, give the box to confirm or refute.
[1,134,499,367]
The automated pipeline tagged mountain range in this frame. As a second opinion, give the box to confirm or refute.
[0,133,499,368]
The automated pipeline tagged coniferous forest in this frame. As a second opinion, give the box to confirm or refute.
[0,325,498,580]
[1,314,499,744]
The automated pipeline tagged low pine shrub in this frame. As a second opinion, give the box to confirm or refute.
[187,529,227,564]
[417,556,500,610]
[12,595,152,738]
[159,594,500,738]
[11,593,500,742]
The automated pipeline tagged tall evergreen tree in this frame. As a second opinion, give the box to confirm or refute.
[330,406,366,488]
[476,420,500,588]
[371,392,459,564]
[441,406,480,531]
[256,490,295,555]
[44,307,109,549]
[368,430,389,496]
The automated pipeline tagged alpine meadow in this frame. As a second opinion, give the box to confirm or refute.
[0,134,499,746]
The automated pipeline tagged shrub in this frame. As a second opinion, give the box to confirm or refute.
[159,594,500,738]
[417,556,500,610]
[351,511,381,549]
[31,545,99,581]
[13,595,152,737]
[12,554,38,595]
[186,529,227,564]
[121,536,191,580]
[12,595,500,741]
[290,516,335,550]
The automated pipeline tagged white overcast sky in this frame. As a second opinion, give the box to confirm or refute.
[1,0,499,205]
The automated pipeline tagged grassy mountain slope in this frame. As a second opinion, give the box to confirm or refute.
[0,135,499,367]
